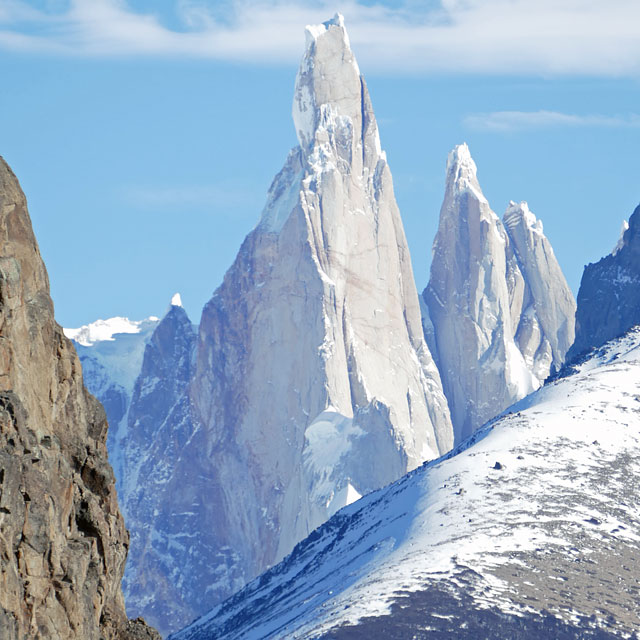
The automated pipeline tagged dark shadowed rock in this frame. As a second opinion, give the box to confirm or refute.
[568,204,640,362]
[119,300,197,633]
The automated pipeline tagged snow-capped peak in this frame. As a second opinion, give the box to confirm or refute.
[612,219,629,255]
[446,142,475,176]
[445,143,487,204]
[170,292,183,308]
[503,200,544,235]
[304,13,348,48]
[64,315,159,347]
[293,13,360,149]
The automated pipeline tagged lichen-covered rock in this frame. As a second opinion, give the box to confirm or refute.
[0,157,159,640]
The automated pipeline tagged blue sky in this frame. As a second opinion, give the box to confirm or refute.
[1,0,639,327]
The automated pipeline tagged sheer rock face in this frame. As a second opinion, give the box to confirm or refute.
[0,157,159,639]
[424,145,575,443]
[132,14,452,634]
[119,303,197,632]
[567,204,640,362]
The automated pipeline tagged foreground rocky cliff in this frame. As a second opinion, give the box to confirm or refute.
[0,157,159,639]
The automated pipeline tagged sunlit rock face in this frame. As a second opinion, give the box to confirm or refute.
[120,13,453,635]
[424,144,575,443]
[0,157,159,640]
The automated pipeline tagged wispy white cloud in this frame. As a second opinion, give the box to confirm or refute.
[464,110,640,132]
[1,0,640,76]
[122,183,259,212]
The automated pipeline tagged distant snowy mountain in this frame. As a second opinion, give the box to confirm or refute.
[424,144,575,443]
[64,314,159,491]
[171,326,640,640]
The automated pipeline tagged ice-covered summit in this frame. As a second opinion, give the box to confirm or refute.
[64,315,159,346]
[292,13,379,158]
[305,12,348,45]
[503,200,544,235]
[612,219,629,255]
[445,142,488,205]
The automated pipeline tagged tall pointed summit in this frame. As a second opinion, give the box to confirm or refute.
[424,144,575,443]
[126,15,453,634]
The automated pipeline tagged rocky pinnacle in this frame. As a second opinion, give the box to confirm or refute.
[122,14,453,634]
[424,144,575,443]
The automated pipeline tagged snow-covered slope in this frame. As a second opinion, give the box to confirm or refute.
[172,327,640,640]
[424,144,575,443]
[64,314,159,490]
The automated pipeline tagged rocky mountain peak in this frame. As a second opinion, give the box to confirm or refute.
[122,15,453,633]
[612,219,629,255]
[425,145,575,442]
[445,142,487,205]
[292,13,381,163]
[620,204,640,253]
[503,200,544,235]
[0,156,159,638]
[568,202,640,361]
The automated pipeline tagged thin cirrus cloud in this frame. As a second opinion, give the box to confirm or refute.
[1,0,640,75]
[464,110,640,132]
[122,183,260,214]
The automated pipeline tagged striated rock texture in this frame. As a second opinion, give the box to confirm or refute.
[424,144,575,443]
[0,157,159,639]
[128,13,453,635]
[567,204,640,362]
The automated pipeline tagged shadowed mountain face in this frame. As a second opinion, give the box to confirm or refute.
[0,157,159,639]
[568,204,640,362]
[171,326,640,640]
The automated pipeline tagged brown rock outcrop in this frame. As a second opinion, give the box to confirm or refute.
[0,157,159,640]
